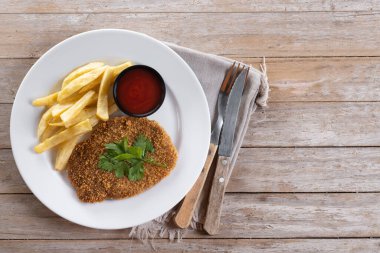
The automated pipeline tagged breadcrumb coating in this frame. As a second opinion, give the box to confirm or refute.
[67,116,178,203]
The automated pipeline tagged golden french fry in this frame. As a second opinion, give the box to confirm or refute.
[34,119,92,153]
[78,76,102,94]
[51,103,73,117]
[69,102,117,128]
[62,62,105,88]
[49,122,64,127]
[63,106,97,128]
[58,92,84,104]
[89,115,99,127]
[32,92,58,107]
[54,135,81,171]
[96,67,113,121]
[60,90,95,126]
[57,66,106,102]
[40,125,63,142]
[112,61,133,77]
[90,103,118,127]
[37,106,55,139]
[109,102,118,115]
[58,91,97,106]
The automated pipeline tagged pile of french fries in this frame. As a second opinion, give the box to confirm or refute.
[33,61,132,171]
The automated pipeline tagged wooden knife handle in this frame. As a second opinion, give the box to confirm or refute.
[174,143,218,228]
[203,155,230,235]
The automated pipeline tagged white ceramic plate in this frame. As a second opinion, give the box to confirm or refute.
[10,29,210,229]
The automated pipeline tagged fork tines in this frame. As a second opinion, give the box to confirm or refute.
[220,61,246,95]
[220,62,236,93]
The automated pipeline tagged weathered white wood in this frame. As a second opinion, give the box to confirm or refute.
[254,57,380,102]
[0,13,379,58]
[3,57,380,103]
[3,147,380,194]
[244,102,380,147]
[228,147,380,192]
[0,149,29,193]
[0,104,10,148]
[2,0,379,13]
[2,193,380,239]
[1,239,380,253]
[0,59,35,103]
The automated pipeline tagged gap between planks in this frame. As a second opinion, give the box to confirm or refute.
[2,237,380,240]
[1,239,380,253]
[1,11,379,15]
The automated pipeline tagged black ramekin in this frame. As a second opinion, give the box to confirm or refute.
[113,65,166,118]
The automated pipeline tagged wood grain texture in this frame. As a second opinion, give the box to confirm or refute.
[0,104,10,148]
[244,102,380,147]
[0,59,35,103]
[2,193,380,239]
[204,155,231,235]
[2,57,380,103]
[3,147,380,194]
[2,0,379,13]
[0,149,29,193]
[258,57,380,102]
[1,13,380,58]
[1,239,380,253]
[228,147,380,192]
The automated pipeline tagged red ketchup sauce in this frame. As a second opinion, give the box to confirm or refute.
[116,68,163,115]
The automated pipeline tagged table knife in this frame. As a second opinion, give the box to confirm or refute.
[203,67,248,235]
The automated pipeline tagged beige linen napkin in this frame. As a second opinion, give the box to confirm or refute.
[129,43,269,241]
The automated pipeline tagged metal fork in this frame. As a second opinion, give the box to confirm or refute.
[174,62,243,228]
[211,62,241,146]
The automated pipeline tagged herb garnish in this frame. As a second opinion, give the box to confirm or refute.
[98,135,165,181]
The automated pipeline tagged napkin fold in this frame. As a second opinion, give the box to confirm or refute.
[129,43,269,241]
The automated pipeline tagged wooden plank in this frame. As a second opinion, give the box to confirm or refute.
[0,104,10,148]
[2,193,380,239]
[255,57,380,102]
[4,102,380,148]
[2,0,379,13]
[2,57,380,103]
[3,147,380,194]
[0,149,28,193]
[1,239,380,253]
[1,13,379,58]
[228,147,380,192]
[0,59,35,103]
[244,102,380,147]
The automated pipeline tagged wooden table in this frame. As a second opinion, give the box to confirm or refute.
[1,1,380,252]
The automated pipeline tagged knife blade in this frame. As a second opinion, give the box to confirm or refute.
[218,68,247,157]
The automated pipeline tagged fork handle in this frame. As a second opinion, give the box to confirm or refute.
[203,155,230,235]
[174,143,218,228]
